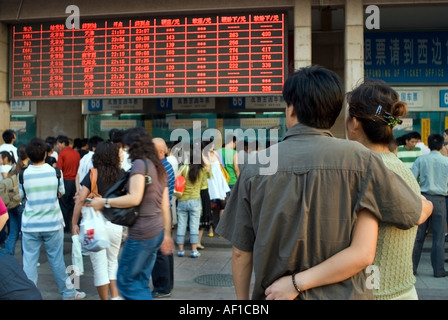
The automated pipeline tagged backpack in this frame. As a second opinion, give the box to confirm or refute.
[19,166,62,200]
[0,171,22,209]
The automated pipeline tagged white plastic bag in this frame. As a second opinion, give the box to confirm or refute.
[79,206,110,252]
[71,235,84,276]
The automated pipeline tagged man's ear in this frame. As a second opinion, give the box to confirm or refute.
[286,104,296,118]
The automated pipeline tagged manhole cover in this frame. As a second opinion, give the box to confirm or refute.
[193,273,234,287]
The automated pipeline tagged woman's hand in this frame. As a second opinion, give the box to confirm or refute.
[87,197,105,211]
[160,234,174,255]
[265,275,299,300]
[72,224,80,235]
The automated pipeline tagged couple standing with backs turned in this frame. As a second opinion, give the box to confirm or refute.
[216,66,433,300]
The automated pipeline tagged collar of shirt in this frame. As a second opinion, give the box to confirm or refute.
[283,123,334,141]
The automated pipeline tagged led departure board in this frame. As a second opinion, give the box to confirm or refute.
[10,13,286,100]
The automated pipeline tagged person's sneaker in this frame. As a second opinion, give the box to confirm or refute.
[64,291,86,300]
[191,250,201,258]
[110,295,124,300]
[177,250,185,257]
[152,291,171,298]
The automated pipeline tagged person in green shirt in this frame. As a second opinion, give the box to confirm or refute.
[397,131,423,169]
[217,135,239,190]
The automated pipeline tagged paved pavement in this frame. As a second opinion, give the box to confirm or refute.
[7,229,448,301]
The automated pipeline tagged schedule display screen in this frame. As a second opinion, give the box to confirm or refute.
[10,13,286,100]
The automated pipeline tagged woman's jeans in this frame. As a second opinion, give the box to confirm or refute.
[176,198,202,245]
[4,202,24,256]
[117,230,164,300]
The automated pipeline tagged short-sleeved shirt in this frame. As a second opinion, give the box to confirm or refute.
[216,123,422,300]
[217,148,237,186]
[127,158,166,241]
[57,147,81,180]
[81,167,123,198]
[177,165,210,201]
[161,157,175,201]
[397,145,422,170]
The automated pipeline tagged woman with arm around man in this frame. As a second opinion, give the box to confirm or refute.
[89,127,174,300]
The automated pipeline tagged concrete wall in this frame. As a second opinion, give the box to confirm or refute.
[37,100,83,139]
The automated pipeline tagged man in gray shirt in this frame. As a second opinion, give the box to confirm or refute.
[216,65,431,300]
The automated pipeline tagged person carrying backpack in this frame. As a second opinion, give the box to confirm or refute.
[1,144,29,256]
[20,137,86,300]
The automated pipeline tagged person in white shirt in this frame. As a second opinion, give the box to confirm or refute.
[109,129,132,171]
[416,140,430,155]
[75,135,104,193]
[0,130,18,165]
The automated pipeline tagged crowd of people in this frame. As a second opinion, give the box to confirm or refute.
[0,65,447,300]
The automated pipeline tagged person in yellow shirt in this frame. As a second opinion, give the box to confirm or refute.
[175,144,211,258]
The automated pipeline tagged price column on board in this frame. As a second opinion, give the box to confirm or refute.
[130,19,153,95]
[218,15,250,93]
[186,16,218,94]
[250,14,285,93]
[154,18,186,95]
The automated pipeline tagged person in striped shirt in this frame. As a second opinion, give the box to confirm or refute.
[20,137,86,300]
[397,131,423,169]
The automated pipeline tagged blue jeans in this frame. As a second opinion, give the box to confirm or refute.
[22,227,79,299]
[4,203,24,256]
[413,194,447,276]
[176,198,202,245]
[117,230,164,300]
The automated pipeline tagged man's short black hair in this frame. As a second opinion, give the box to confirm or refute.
[282,65,345,129]
[26,137,47,163]
[56,135,69,146]
[87,135,105,151]
[406,131,421,141]
[2,129,16,144]
[428,133,444,151]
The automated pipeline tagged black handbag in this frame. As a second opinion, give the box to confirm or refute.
[102,159,151,227]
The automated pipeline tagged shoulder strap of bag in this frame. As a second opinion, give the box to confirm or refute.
[143,158,152,185]
[18,166,27,200]
[88,168,101,198]
[19,166,60,200]
[54,167,62,198]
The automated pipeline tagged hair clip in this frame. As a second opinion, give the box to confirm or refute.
[374,105,403,127]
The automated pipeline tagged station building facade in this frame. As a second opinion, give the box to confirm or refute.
[0,0,447,146]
